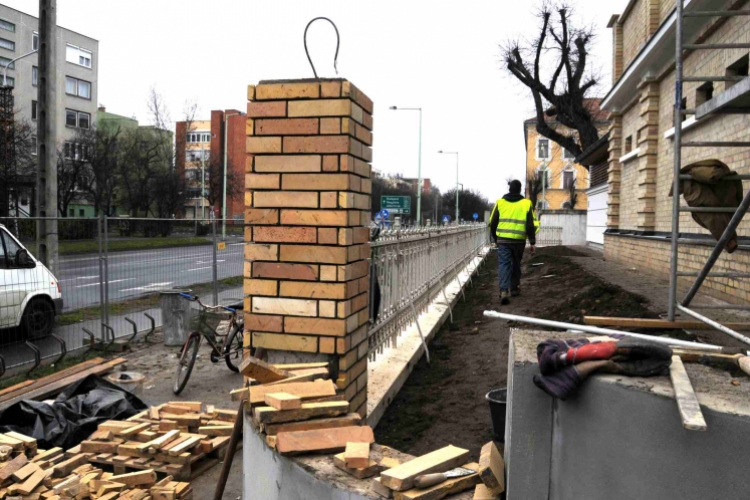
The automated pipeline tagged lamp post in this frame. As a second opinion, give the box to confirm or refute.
[389,106,422,225]
[222,111,241,239]
[438,150,459,223]
[2,49,37,87]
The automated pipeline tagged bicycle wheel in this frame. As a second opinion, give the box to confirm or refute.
[173,333,200,394]
[224,324,244,373]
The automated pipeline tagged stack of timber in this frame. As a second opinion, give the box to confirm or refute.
[0,443,192,499]
[0,357,127,410]
[0,432,37,461]
[64,402,238,481]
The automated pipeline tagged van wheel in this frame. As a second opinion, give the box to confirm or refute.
[22,298,55,339]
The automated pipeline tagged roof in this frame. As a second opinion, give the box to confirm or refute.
[575,132,610,167]
[523,98,610,152]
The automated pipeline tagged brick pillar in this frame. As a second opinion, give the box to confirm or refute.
[636,78,660,231]
[646,0,660,36]
[243,79,373,417]
[607,113,623,229]
[609,15,623,84]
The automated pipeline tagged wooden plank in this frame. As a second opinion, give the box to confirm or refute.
[149,407,160,420]
[0,357,105,403]
[380,445,471,492]
[0,380,34,398]
[272,362,329,370]
[343,442,370,469]
[283,367,330,379]
[168,401,202,412]
[333,453,383,479]
[52,454,89,477]
[394,463,480,500]
[138,430,181,452]
[275,425,374,456]
[109,469,157,486]
[669,355,708,431]
[249,379,336,405]
[473,483,500,500]
[373,477,393,499]
[254,401,350,424]
[31,447,62,463]
[264,392,302,410]
[0,358,126,408]
[264,413,362,436]
[168,437,200,456]
[583,316,750,331]
[230,387,249,402]
[263,372,324,386]
[198,426,234,437]
[80,440,119,454]
[121,422,153,438]
[239,357,290,383]
[15,468,45,495]
[213,409,238,422]
[478,442,504,492]
[11,462,40,482]
[4,431,36,447]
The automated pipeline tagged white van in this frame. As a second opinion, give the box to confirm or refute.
[0,224,62,338]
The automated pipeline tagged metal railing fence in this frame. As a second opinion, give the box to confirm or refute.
[368,223,490,359]
[534,226,563,248]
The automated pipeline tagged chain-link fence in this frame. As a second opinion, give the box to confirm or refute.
[0,216,244,373]
[368,223,490,359]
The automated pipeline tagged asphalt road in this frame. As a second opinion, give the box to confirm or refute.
[57,238,244,311]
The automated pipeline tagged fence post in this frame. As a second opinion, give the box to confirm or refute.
[212,213,219,305]
[98,215,105,339]
[103,215,110,330]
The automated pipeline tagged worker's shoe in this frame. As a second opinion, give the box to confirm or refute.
[500,290,511,305]
[511,287,521,297]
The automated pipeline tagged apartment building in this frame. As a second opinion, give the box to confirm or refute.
[175,110,246,220]
[602,0,750,304]
[0,4,98,216]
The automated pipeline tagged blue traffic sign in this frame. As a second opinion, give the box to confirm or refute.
[381,209,390,219]
[473,213,479,220]
[442,215,450,223]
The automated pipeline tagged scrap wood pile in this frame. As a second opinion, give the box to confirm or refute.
[234,358,507,499]
[0,430,192,499]
[67,402,238,481]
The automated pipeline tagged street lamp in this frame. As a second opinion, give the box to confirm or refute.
[222,111,241,239]
[438,150,459,223]
[390,105,423,225]
[3,49,37,86]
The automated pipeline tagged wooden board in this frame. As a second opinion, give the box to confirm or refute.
[583,316,750,331]
[264,392,302,410]
[275,426,374,455]
[373,477,393,499]
[477,442,504,492]
[333,453,383,479]
[239,357,290,384]
[0,357,106,403]
[0,380,34,398]
[254,401,350,424]
[263,371,327,386]
[263,413,362,436]
[380,445,471,492]
[344,442,370,469]
[248,379,337,405]
[394,463,480,500]
[272,362,329,370]
[109,469,157,486]
[473,483,500,500]
[669,355,707,431]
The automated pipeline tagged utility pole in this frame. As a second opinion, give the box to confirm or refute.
[36,0,58,271]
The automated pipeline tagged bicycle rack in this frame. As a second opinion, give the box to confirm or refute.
[124,317,139,346]
[102,324,116,353]
[0,354,5,378]
[82,327,98,354]
[49,334,67,366]
[25,341,41,377]
[143,314,156,343]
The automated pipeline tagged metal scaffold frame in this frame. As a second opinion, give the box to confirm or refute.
[669,1,750,346]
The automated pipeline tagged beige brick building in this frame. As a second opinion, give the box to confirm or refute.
[603,0,750,305]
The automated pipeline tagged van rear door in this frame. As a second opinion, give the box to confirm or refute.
[0,228,41,329]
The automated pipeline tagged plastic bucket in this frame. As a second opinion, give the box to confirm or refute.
[106,371,146,397]
[486,388,508,440]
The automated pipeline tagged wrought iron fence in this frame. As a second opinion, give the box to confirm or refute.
[534,226,563,248]
[0,216,244,372]
[368,223,490,359]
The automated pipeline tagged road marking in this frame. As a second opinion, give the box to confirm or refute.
[196,260,225,264]
[61,276,98,282]
[182,266,212,272]
[75,278,135,288]
[119,282,173,293]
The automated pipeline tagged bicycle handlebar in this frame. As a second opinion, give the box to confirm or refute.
[179,292,236,313]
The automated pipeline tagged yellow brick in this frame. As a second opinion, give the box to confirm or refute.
[280,210,350,227]
[279,245,348,264]
[252,332,318,353]
[245,208,279,225]
[318,228,338,244]
[246,173,280,189]
[319,301,336,318]
[253,191,319,208]
[279,282,348,300]
[320,265,338,281]
[320,192,338,209]
[247,85,256,100]
[255,82,320,100]
[285,317,347,336]
[287,99,352,118]
[282,173,355,191]
[320,118,341,135]
[246,137,282,153]
[244,191,253,207]
[320,81,342,98]
[251,297,317,317]
[319,336,336,353]
[244,279,278,296]
[245,243,278,262]
[254,155,322,173]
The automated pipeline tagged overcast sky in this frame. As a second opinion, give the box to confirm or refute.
[6,0,629,200]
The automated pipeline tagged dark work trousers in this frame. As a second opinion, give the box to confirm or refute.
[497,242,526,292]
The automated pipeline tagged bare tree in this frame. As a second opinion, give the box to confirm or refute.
[57,130,95,217]
[85,125,121,216]
[502,2,600,157]
[527,170,550,208]
[0,116,36,217]
[200,153,243,210]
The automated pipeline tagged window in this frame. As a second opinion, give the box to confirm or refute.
[63,141,87,161]
[186,132,210,143]
[32,32,38,51]
[726,55,749,90]
[0,38,14,51]
[624,135,633,153]
[32,100,37,120]
[0,56,14,70]
[537,138,550,159]
[66,44,92,68]
[563,170,575,189]
[696,82,714,106]
[0,230,21,268]
[79,209,84,217]
[32,66,37,86]
[65,76,91,99]
[563,148,575,160]
[65,109,91,129]
[31,136,37,156]
[681,97,688,122]
[69,208,74,216]
[2,76,13,87]
[0,19,15,33]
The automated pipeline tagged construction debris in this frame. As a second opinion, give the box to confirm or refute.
[669,355,708,431]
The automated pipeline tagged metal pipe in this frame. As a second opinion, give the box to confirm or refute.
[482,310,725,352]
[669,0,684,322]
[677,304,750,346]
[2,49,37,86]
[679,207,740,213]
[682,187,750,306]
[684,43,750,49]
[688,304,750,310]
[680,174,750,180]
[682,142,750,147]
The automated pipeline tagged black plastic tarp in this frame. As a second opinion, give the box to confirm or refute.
[0,374,147,449]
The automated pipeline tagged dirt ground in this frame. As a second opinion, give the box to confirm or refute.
[374,245,743,461]
[117,337,245,500]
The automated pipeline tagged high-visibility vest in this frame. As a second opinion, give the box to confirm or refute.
[490,198,540,240]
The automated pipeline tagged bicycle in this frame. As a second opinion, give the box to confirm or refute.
[172,293,246,395]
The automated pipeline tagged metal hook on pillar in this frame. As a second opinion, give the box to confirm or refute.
[304,17,340,78]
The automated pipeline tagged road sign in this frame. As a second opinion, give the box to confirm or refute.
[381,196,411,215]
[217,242,227,251]
[381,209,390,220]
[473,213,479,220]
[442,215,450,223]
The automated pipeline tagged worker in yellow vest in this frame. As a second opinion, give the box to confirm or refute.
[488,180,540,305]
